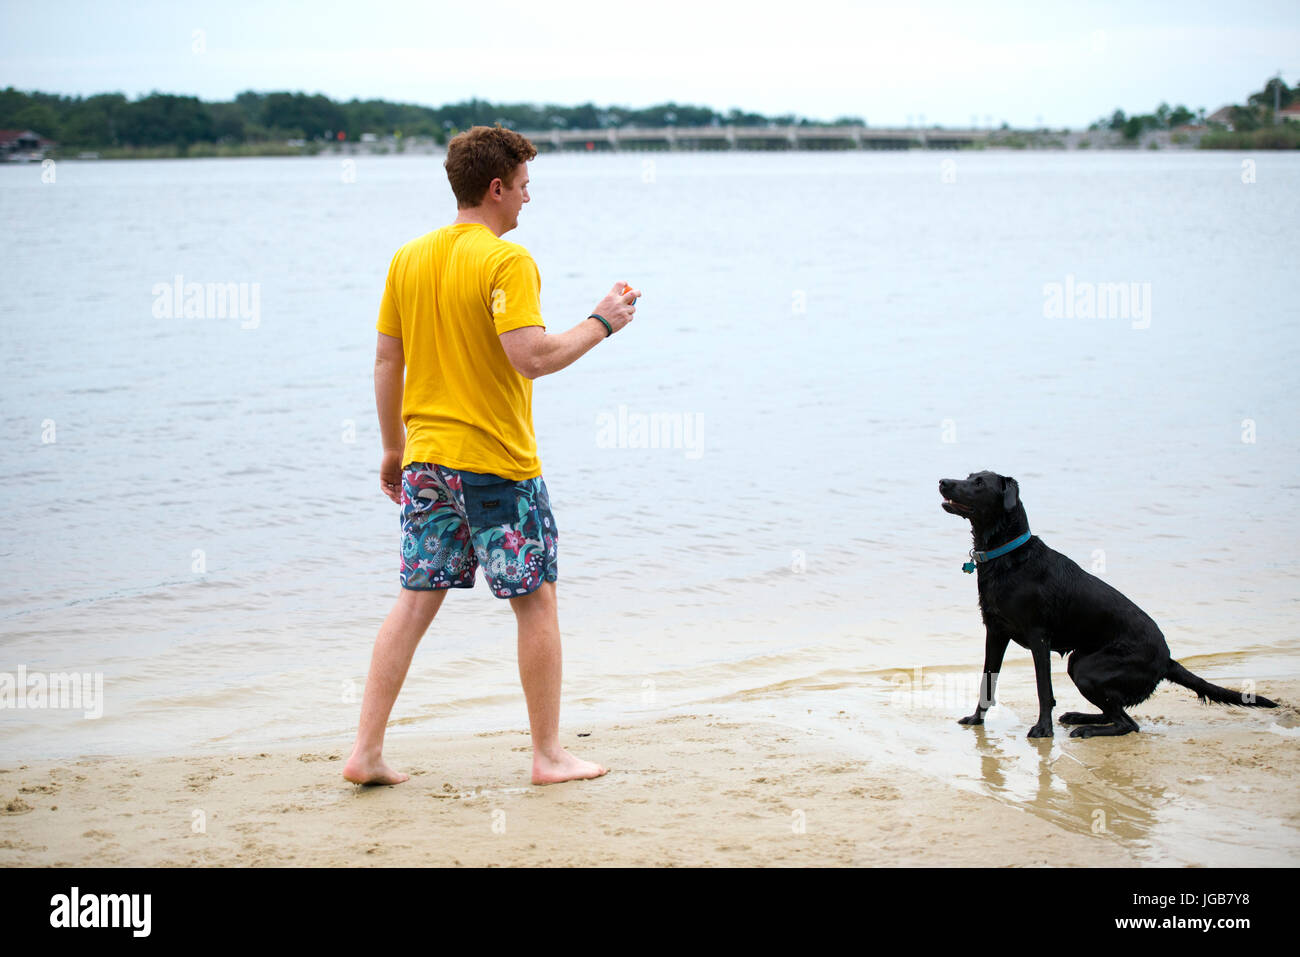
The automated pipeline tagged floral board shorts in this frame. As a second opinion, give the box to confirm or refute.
[399,462,558,598]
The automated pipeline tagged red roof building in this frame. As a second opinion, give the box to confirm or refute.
[0,129,55,159]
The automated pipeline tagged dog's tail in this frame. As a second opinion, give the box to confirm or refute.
[1164,661,1277,708]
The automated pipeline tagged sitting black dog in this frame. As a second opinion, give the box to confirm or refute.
[940,471,1277,738]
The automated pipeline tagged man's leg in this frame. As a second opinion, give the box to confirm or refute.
[509,580,607,784]
[343,587,447,784]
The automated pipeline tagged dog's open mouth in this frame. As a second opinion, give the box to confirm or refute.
[942,498,973,514]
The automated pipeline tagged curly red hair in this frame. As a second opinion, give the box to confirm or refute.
[444,125,538,208]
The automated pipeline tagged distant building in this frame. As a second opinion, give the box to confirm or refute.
[1206,106,1236,131]
[1206,102,1300,130]
[0,129,55,161]
[1277,103,1300,123]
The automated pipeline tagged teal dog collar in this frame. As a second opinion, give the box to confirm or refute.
[963,530,1032,574]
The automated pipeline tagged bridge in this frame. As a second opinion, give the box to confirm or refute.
[527,125,989,151]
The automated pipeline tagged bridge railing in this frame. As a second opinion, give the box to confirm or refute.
[523,125,989,151]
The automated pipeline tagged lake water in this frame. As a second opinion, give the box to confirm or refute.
[1,149,1298,764]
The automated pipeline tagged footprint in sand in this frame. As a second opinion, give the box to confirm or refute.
[19,780,60,795]
[185,772,220,791]
[19,783,60,795]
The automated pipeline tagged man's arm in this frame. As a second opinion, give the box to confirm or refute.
[375,331,406,503]
[499,281,641,379]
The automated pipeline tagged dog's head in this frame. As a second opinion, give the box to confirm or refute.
[939,471,1020,525]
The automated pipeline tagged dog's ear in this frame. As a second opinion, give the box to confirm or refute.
[1002,476,1019,510]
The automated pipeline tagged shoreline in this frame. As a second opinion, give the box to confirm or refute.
[4,675,1296,867]
[19,136,1296,165]
[23,144,1275,163]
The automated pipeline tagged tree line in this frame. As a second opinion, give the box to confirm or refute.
[1089,76,1299,140]
[0,87,866,149]
[6,76,1294,152]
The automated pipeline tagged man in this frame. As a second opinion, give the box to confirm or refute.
[343,125,640,786]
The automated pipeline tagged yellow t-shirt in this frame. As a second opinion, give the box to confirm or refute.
[376,222,546,480]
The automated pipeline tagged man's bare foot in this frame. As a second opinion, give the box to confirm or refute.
[532,747,608,785]
[343,750,409,785]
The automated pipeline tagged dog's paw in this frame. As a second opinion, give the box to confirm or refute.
[1059,712,1090,725]
[1069,726,1093,738]
[1027,722,1054,738]
[957,713,984,726]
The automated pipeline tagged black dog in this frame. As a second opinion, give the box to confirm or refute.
[939,471,1277,738]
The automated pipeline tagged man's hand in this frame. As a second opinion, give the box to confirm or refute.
[373,332,406,501]
[380,449,404,504]
[592,281,641,335]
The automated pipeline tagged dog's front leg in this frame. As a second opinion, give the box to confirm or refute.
[958,628,1010,725]
[1027,632,1055,738]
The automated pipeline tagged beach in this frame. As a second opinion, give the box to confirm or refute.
[5,0,1300,883]
[5,670,1296,867]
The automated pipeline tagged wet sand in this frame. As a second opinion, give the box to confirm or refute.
[3,669,1296,867]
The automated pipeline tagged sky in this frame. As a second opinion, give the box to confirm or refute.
[2,0,1299,128]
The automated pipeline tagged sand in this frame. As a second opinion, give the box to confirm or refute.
[3,671,1297,867]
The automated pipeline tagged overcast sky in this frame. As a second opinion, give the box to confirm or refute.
[3,0,1298,128]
